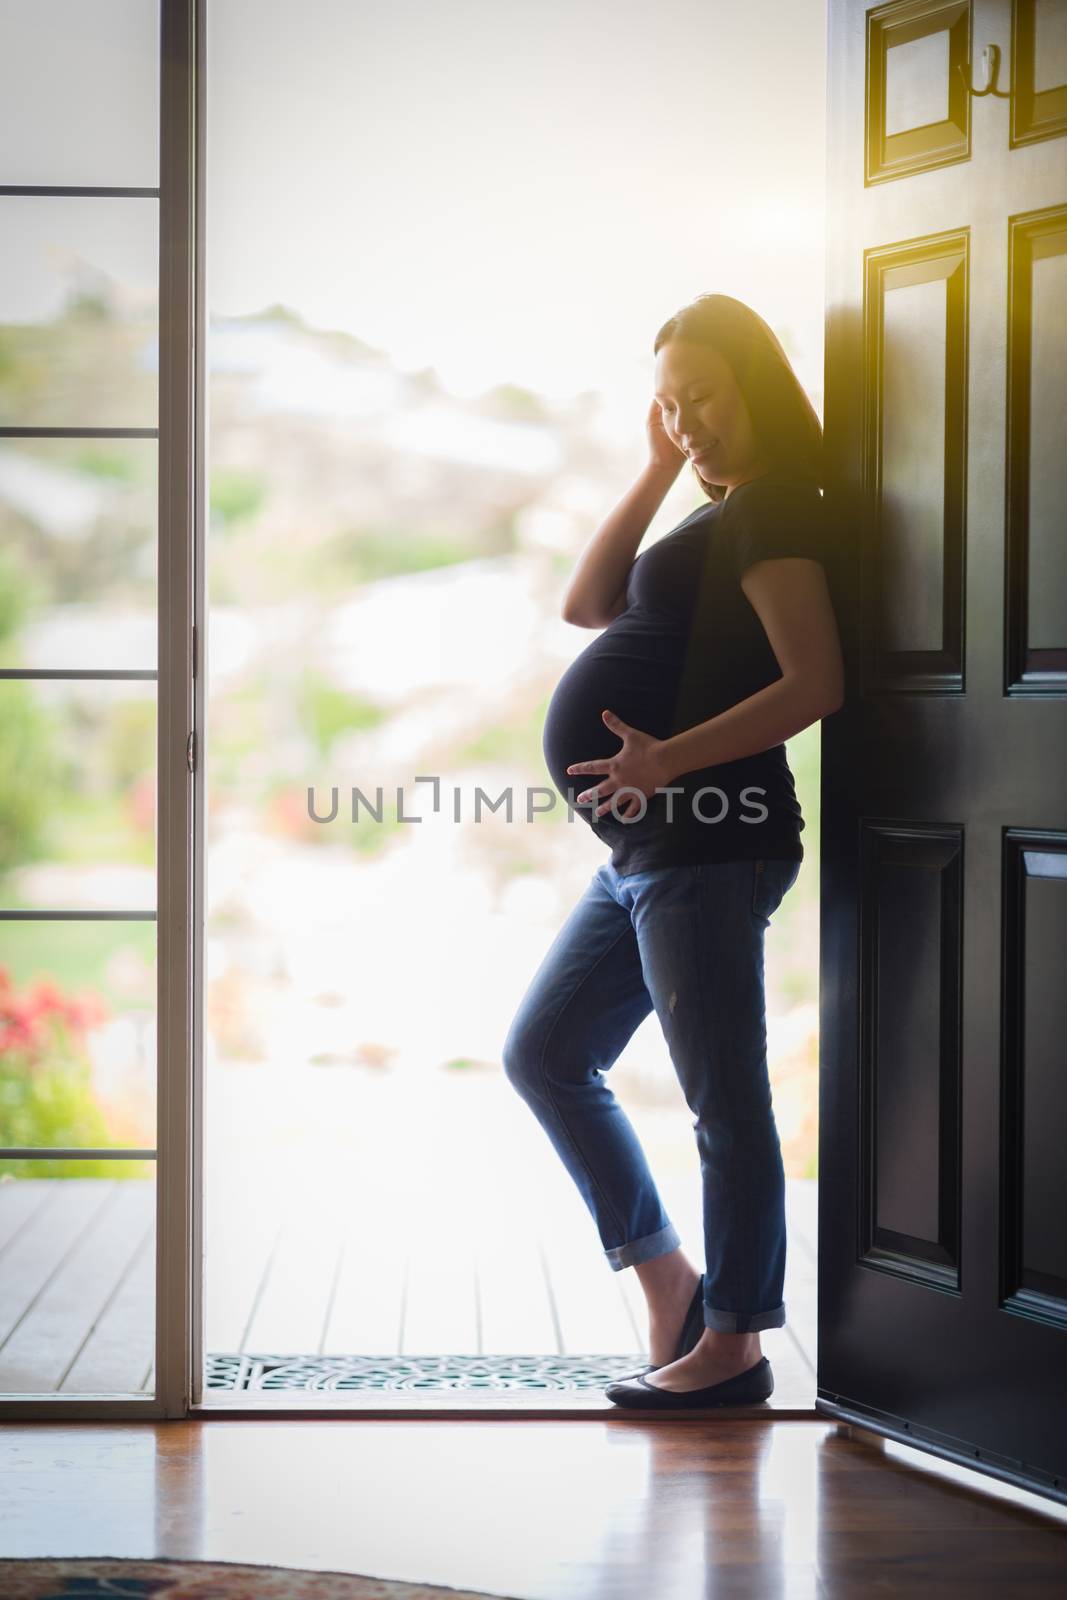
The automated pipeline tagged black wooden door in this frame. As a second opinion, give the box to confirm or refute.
[819,0,1067,1502]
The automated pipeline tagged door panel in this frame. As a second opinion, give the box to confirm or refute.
[1006,204,1067,681]
[822,0,1067,1501]
[864,230,968,686]
[866,0,973,182]
[860,824,963,1285]
[1011,0,1067,144]
[1002,834,1067,1325]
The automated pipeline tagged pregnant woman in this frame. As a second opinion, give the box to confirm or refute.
[502,293,844,1410]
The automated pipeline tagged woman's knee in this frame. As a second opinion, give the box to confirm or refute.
[692,1096,779,1152]
[502,1016,583,1097]
[501,1018,541,1095]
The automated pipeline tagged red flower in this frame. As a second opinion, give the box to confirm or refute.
[0,973,110,1061]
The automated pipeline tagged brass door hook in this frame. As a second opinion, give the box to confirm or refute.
[958,43,1010,98]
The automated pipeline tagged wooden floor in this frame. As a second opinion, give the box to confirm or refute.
[0,1172,818,1406]
[1,1417,1066,1596]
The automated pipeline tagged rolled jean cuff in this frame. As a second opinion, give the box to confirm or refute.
[604,1221,681,1272]
[704,1302,786,1333]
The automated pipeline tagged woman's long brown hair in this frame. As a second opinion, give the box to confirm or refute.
[653,293,823,504]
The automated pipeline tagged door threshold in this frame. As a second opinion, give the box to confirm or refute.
[191,1395,822,1419]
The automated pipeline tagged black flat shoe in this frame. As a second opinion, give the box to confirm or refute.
[605,1355,773,1410]
[616,1273,706,1380]
[673,1273,707,1362]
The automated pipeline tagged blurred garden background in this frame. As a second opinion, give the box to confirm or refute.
[0,0,828,1375]
[0,287,821,1184]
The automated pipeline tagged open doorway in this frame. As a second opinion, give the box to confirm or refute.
[197,0,827,1408]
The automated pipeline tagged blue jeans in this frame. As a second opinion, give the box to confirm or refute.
[502,856,801,1334]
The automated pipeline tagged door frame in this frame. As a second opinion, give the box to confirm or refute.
[159,0,205,1420]
[2,0,830,1425]
[0,0,203,1423]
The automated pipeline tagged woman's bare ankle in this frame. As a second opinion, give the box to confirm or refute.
[633,1248,700,1308]
[633,1252,702,1362]
[694,1328,762,1364]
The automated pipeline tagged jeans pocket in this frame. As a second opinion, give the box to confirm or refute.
[751,858,800,924]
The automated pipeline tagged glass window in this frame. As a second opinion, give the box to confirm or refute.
[0,196,158,429]
[0,678,156,913]
[0,438,157,669]
[0,1157,155,1396]
[0,0,160,189]
[0,917,156,1153]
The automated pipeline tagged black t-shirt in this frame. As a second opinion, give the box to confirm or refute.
[541,471,828,875]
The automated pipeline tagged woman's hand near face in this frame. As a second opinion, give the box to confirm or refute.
[645,396,687,476]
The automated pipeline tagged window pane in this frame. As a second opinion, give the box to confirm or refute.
[0,196,158,429]
[0,678,156,913]
[0,917,156,1151]
[0,438,157,669]
[0,1158,155,1396]
[0,0,160,189]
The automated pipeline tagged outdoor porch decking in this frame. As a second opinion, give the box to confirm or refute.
[0,1170,818,1405]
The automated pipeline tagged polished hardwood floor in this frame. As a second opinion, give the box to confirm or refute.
[2,1417,1066,1596]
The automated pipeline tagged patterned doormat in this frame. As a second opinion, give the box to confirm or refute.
[0,1557,517,1599]
[205,1353,641,1392]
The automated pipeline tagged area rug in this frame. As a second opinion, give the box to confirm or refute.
[0,1557,517,1599]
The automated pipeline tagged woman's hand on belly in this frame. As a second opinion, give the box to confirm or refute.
[566,708,675,821]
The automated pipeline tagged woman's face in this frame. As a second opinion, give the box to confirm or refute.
[653,338,767,496]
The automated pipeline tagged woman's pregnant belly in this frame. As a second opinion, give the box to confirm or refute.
[541,614,684,814]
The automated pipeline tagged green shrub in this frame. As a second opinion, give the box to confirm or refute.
[210,466,267,527]
[318,527,474,586]
[0,682,57,880]
[297,671,388,758]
